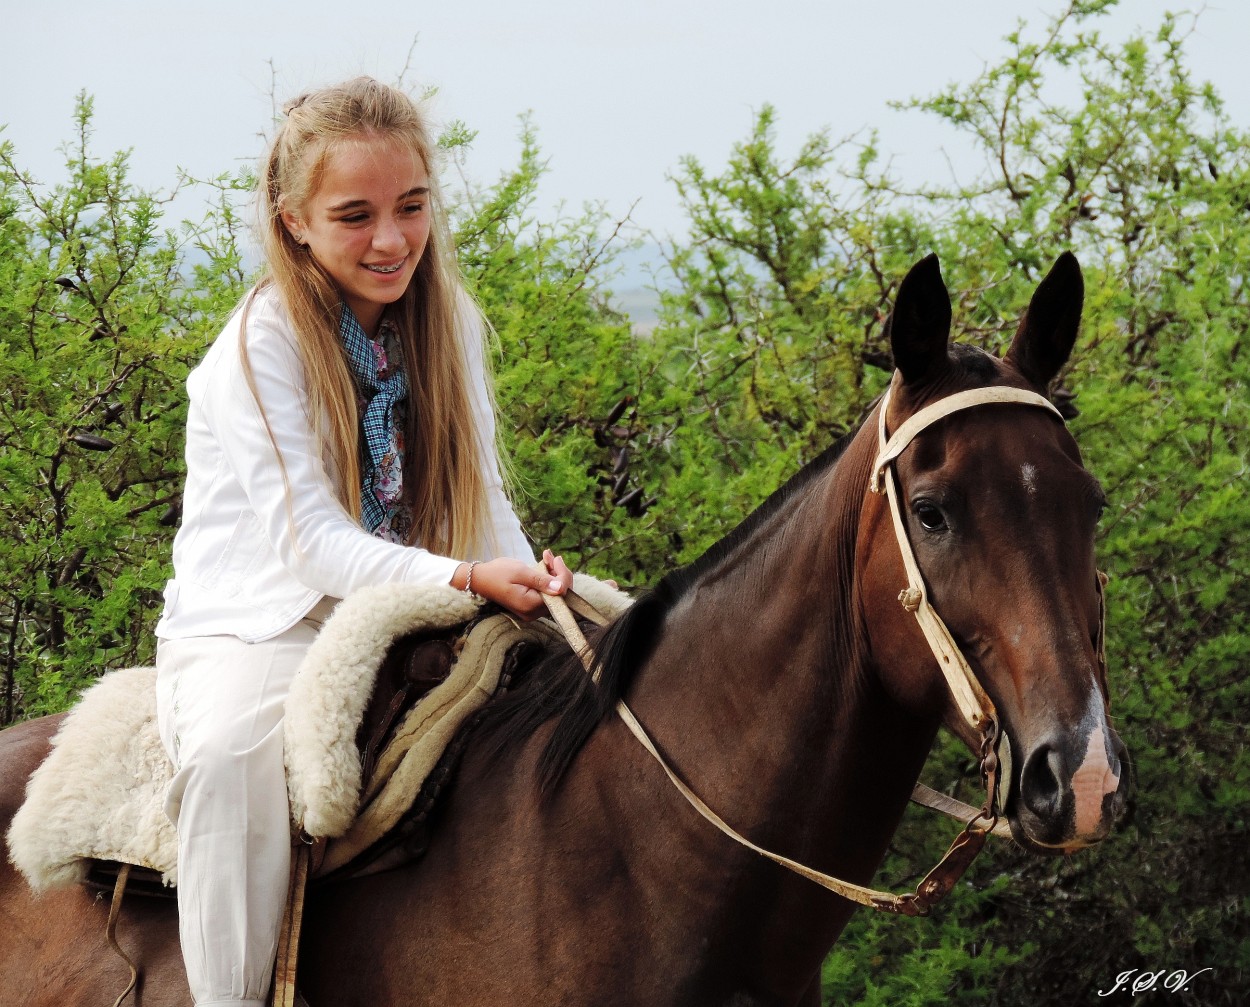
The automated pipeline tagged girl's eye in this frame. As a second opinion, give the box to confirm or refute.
[403,202,425,215]
[340,213,368,224]
[914,502,947,532]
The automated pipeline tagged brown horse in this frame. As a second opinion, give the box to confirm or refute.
[0,252,1128,1006]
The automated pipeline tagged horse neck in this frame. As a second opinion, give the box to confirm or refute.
[634,421,872,735]
[619,422,942,977]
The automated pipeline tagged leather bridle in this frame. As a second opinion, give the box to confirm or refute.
[870,383,1069,821]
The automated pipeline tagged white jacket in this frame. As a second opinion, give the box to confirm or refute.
[156,284,533,643]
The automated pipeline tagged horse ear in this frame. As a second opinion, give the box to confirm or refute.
[1005,252,1084,390]
[886,254,952,386]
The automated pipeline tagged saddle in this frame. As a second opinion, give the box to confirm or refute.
[90,612,551,898]
[5,576,631,895]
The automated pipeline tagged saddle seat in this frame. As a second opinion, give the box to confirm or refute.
[84,620,542,900]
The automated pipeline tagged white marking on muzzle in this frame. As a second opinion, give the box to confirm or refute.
[1070,717,1120,838]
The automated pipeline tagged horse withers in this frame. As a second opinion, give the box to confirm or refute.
[0,252,1128,1006]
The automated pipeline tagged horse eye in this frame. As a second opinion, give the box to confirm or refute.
[914,502,947,532]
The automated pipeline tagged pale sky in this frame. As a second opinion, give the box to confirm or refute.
[2,0,1246,240]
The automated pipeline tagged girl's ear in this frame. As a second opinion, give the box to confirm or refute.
[280,206,306,244]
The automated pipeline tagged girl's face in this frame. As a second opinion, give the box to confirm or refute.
[283,135,431,336]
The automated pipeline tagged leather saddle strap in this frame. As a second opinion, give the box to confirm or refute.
[106,864,139,1007]
[273,843,311,1007]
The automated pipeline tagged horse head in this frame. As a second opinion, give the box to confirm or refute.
[862,252,1129,855]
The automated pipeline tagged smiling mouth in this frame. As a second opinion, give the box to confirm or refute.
[364,260,404,274]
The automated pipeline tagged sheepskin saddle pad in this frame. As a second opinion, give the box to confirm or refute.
[7,575,631,892]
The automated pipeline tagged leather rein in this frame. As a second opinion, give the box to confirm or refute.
[545,381,1102,917]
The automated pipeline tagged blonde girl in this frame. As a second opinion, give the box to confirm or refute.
[154,77,571,1006]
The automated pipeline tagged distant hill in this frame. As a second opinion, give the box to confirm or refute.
[604,242,674,333]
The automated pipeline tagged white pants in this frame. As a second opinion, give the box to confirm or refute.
[156,603,332,1006]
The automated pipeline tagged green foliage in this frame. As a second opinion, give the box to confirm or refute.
[650,109,932,559]
[449,120,669,584]
[0,94,250,721]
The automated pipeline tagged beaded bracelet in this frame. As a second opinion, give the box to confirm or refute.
[464,560,480,598]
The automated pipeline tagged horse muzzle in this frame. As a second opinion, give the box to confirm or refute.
[1008,719,1130,855]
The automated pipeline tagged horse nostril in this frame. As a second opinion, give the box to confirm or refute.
[1021,742,1065,820]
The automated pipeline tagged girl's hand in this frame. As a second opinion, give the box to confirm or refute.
[453,549,572,621]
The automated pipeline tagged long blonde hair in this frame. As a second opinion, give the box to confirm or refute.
[247,76,493,560]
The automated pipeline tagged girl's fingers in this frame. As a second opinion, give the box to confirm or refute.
[542,549,573,590]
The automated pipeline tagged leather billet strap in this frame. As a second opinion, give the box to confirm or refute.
[273,842,312,1007]
[106,864,138,1007]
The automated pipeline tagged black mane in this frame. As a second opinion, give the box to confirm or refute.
[477,424,862,794]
